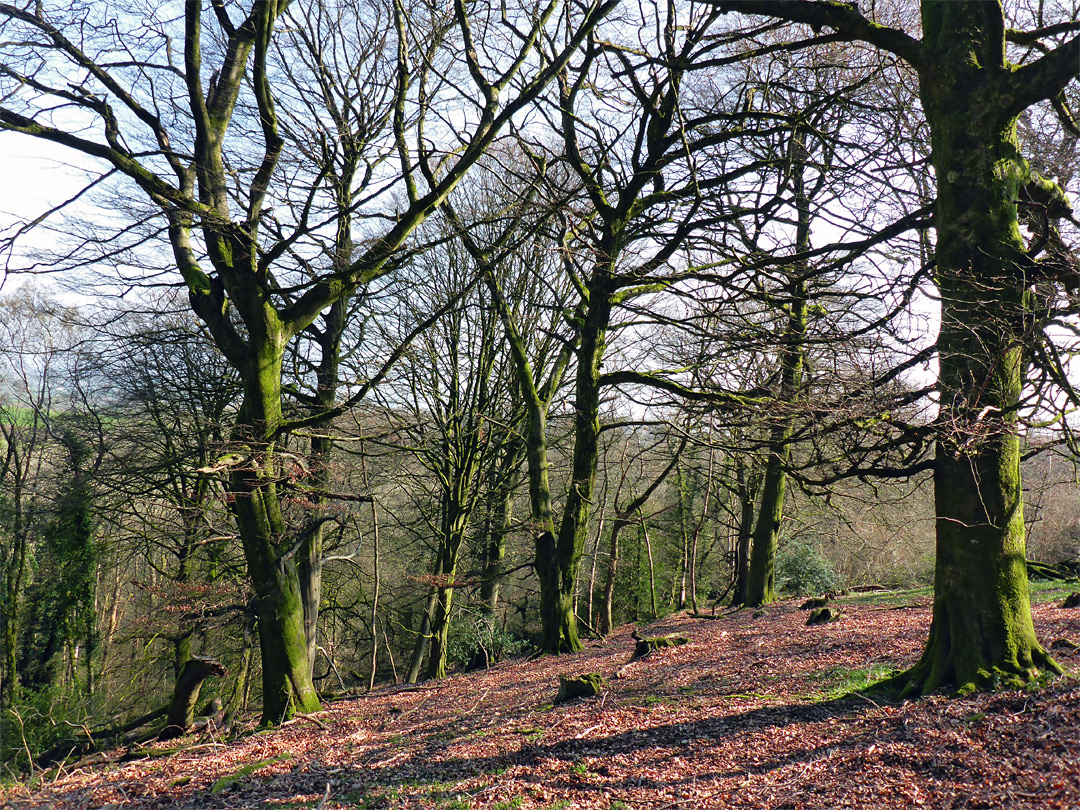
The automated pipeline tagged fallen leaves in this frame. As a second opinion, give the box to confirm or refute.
[8,594,1080,809]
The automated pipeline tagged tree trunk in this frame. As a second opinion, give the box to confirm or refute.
[160,656,227,740]
[732,459,757,607]
[745,441,789,606]
[674,466,690,611]
[744,129,810,608]
[425,473,471,680]
[426,584,456,681]
[598,518,626,636]
[300,297,347,679]
[895,3,1064,693]
[406,592,436,685]
[480,438,524,616]
[481,262,578,654]
[586,514,605,628]
[688,451,714,615]
[542,285,613,652]
[641,519,658,619]
[228,342,320,722]
[368,500,381,692]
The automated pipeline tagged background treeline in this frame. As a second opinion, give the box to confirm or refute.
[3,279,1078,765]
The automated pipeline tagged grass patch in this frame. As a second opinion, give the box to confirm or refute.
[837,586,933,608]
[807,664,896,701]
[1030,580,1080,605]
[210,754,293,794]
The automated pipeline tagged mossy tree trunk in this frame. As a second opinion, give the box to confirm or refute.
[542,280,615,653]
[226,331,321,721]
[714,0,1078,691]
[425,482,473,681]
[480,262,577,652]
[898,2,1072,694]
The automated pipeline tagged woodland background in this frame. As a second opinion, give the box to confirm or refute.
[0,0,1078,775]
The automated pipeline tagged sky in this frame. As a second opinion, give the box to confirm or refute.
[0,133,96,292]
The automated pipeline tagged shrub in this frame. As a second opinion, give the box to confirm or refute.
[446,608,529,670]
[776,537,839,596]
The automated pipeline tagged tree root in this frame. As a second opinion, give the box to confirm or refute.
[884,641,1063,698]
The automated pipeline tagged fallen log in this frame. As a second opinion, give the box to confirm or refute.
[1027,560,1080,581]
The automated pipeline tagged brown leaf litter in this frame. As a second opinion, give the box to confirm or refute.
[6,593,1080,809]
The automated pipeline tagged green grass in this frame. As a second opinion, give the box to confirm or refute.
[806,664,896,701]
[834,579,1078,611]
[837,586,933,608]
[1030,580,1080,605]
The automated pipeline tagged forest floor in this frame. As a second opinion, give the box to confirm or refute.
[7,585,1080,810]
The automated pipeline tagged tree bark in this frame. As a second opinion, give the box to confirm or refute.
[227,338,321,721]
[744,130,810,608]
[160,656,227,740]
[895,2,1068,694]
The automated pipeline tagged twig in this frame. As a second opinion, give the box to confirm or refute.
[281,713,330,731]
[467,688,492,714]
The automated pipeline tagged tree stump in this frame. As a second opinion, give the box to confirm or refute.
[799,597,830,610]
[160,657,228,740]
[555,672,604,703]
[1062,592,1080,609]
[631,633,689,660]
[806,607,840,626]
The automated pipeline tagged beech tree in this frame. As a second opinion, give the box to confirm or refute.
[0,0,615,722]
[713,0,1080,694]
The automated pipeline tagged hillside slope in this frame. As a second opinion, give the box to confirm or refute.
[8,592,1080,809]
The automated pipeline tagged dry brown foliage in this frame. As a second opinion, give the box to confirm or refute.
[7,593,1079,809]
